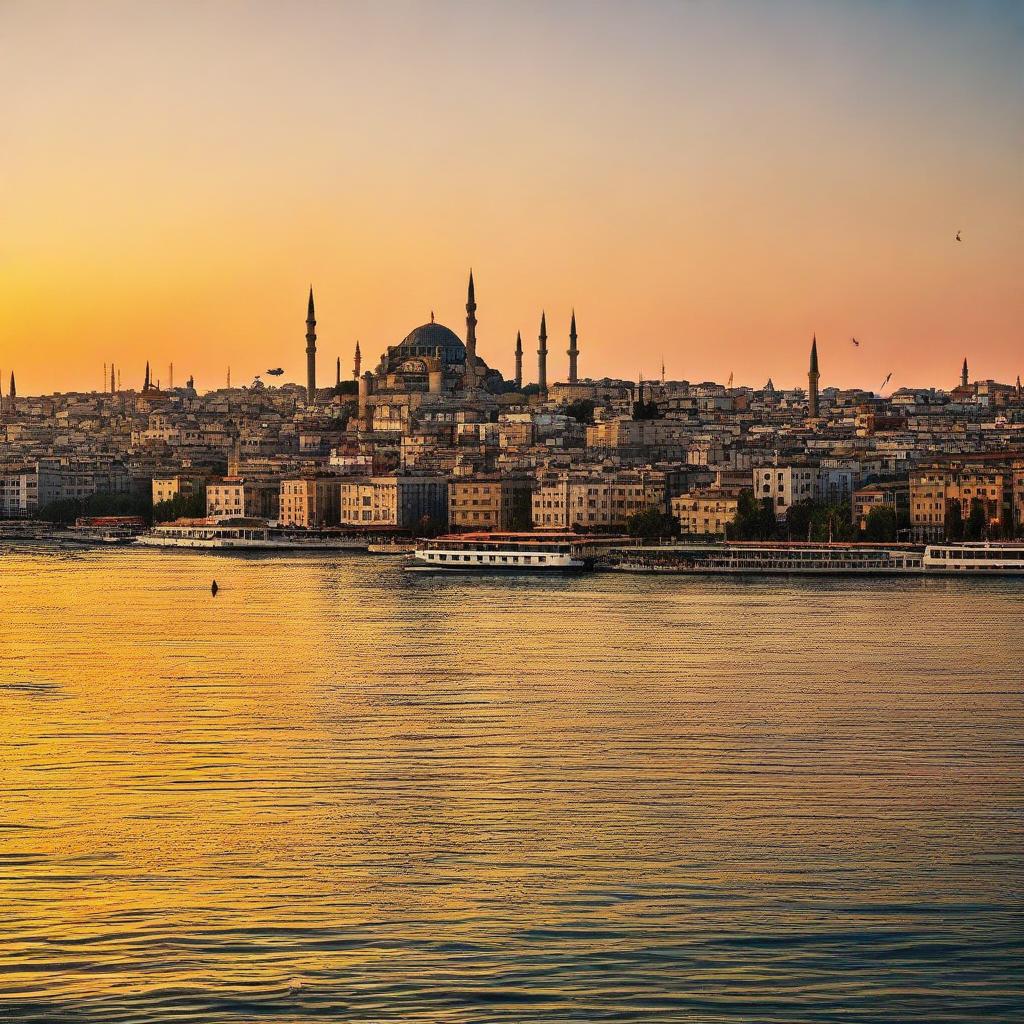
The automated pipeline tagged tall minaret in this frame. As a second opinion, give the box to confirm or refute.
[9,371,16,400]
[144,361,150,391]
[465,269,478,387]
[353,340,361,380]
[514,331,523,389]
[336,356,341,388]
[807,335,820,419]
[537,311,548,395]
[306,287,317,404]
[961,358,969,389]
[567,309,579,384]
[110,363,115,393]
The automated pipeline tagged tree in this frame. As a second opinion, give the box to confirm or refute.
[564,399,595,425]
[727,489,776,540]
[944,500,964,541]
[153,492,206,523]
[964,498,987,541]
[626,507,679,541]
[863,505,897,542]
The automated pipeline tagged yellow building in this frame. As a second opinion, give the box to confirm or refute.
[279,476,341,528]
[670,491,738,537]
[910,460,1012,540]
[448,476,533,531]
[532,470,667,530]
[338,475,448,530]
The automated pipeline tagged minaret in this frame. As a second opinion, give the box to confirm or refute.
[110,363,115,393]
[336,356,341,388]
[9,371,15,400]
[465,269,478,387]
[537,311,548,395]
[306,287,317,404]
[353,340,361,380]
[567,309,579,384]
[104,363,107,393]
[144,361,150,391]
[961,358,969,389]
[514,331,523,389]
[807,335,820,419]
[169,363,174,390]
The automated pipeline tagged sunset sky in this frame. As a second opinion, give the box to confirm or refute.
[2,0,1022,396]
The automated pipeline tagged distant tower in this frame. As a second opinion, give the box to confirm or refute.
[961,357,969,389]
[514,331,523,389]
[353,340,361,380]
[169,363,174,390]
[103,362,107,393]
[567,309,579,384]
[661,356,666,385]
[227,366,231,388]
[117,368,121,391]
[537,311,548,395]
[110,363,115,393]
[807,335,820,419]
[306,287,317,404]
[144,361,150,391]
[336,356,341,387]
[9,371,15,400]
[465,270,478,387]
[1017,375,1022,401]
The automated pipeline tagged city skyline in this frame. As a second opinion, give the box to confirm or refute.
[3,1,1022,394]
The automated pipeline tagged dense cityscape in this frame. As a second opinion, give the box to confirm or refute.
[2,272,1023,543]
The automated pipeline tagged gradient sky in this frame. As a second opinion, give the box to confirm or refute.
[1,0,1022,395]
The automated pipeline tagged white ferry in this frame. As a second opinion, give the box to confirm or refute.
[612,541,1024,576]
[409,532,612,572]
[922,542,1024,573]
[612,542,924,574]
[137,518,370,551]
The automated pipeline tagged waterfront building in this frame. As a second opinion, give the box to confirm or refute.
[449,475,534,531]
[910,458,1015,540]
[532,469,667,530]
[279,476,342,528]
[851,481,910,531]
[671,490,739,537]
[339,474,448,530]
[754,463,821,518]
[206,476,281,521]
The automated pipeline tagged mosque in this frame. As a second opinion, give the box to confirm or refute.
[303,271,580,432]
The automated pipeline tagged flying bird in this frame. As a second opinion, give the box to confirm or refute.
[955,230,961,242]
[266,368,284,376]
[880,372,892,392]
[851,337,860,347]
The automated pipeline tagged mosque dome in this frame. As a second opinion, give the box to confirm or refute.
[394,322,466,366]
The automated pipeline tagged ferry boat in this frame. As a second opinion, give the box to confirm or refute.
[611,542,924,575]
[56,516,148,546]
[922,541,1024,573]
[137,518,370,551]
[409,532,614,572]
[610,540,1024,576]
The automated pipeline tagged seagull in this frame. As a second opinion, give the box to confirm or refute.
[955,230,961,242]
[851,337,860,347]
[266,368,284,376]
[880,372,892,392]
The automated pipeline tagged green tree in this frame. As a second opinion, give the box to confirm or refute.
[863,505,897,542]
[964,498,987,540]
[153,492,206,523]
[727,489,776,540]
[944,500,964,541]
[564,399,595,425]
[626,507,679,541]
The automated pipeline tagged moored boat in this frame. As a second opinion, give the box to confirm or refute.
[409,531,618,572]
[137,518,370,551]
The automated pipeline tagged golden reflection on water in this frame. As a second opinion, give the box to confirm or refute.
[1,548,1022,1022]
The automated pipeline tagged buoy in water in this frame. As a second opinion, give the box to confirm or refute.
[211,580,219,596]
